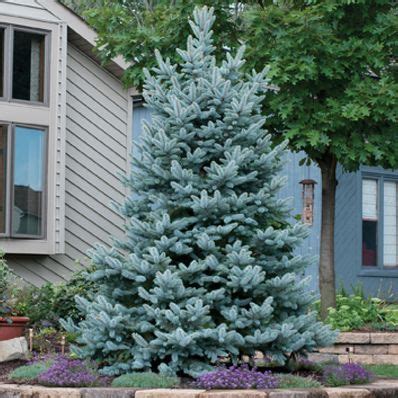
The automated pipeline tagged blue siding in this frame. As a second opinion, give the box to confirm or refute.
[279,152,321,293]
[334,167,360,292]
[335,166,398,298]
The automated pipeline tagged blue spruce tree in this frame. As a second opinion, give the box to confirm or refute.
[62,6,336,377]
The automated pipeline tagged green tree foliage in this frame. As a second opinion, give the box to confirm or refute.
[60,0,101,16]
[67,0,242,88]
[75,0,398,317]
[244,0,398,317]
[62,7,335,377]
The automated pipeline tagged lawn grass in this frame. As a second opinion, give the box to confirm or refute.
[365,364,398,378]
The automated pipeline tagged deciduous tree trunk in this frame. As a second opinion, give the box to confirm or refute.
[319,156,337,319]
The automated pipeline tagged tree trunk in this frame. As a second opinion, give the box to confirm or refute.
[319,157,337,320]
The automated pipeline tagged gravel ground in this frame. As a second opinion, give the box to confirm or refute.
[0,359,27,383]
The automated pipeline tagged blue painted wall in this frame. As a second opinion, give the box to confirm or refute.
[279,152,321,293]
[335,166,398,299]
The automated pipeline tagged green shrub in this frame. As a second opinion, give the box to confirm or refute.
[52,266,97,323]
[15,283,59,327]
[14,265,97,329]
[111,373,180,388]
[9,363,49,382]
[278,374,322,389]
[317,285,398,332]
[0,251,26,319]
[31,327,77,354]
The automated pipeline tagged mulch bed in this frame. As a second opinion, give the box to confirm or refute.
[0,359,27,383]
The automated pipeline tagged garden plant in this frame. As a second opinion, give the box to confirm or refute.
[319,286,398,332]
[62,6,335,377]
[7,358,374,389]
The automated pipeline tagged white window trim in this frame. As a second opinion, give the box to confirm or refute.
[362,174,398,270]
[0,15,66,255]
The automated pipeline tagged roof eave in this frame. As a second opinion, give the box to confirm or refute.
[37,0,129,80]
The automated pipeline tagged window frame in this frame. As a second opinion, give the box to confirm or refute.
[0,24,50,106]
[360,171,398,274]
[0,23,9,101]
[0,123,10,238]
[361,177,379,267]
[0,122,47,240]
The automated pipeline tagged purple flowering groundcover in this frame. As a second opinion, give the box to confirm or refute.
[7,356,374,389]
[36,356,109,387]
[195,365,279,389]
[322,363,373,387]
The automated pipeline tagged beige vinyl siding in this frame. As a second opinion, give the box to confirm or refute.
[0,0,60,23]
[7,43,129,285]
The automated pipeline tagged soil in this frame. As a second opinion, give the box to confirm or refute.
[0,359,27,383]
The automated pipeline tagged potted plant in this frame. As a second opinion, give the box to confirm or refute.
[0,251,29,341]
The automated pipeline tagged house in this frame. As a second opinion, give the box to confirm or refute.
[1,1,396,299]
[133,99,398,299]
[0,0,136,285]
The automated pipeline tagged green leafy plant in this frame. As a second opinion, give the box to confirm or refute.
[0,251,26,319]
[12,266,97,330]
[9,363,49,382]
[31,327,76,354]
[53,266,97,323]
[318,285,398,332]
[14,283,59,327]
[111,373,179,388]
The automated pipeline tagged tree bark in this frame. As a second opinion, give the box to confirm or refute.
[319,156,337,320]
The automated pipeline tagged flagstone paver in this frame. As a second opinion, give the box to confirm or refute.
[324,388,371,397]
[135,389,205,398]
[198,390,268,397]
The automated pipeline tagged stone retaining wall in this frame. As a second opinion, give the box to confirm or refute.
[309,332,398,365]
[2,381,398,397]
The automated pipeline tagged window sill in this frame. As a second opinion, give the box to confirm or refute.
[0,238,58,255]
[358,268,398,278]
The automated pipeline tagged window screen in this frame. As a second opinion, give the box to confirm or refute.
[12,31,45,102]
[362,179,378,266]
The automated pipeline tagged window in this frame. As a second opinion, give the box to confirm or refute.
[0,124,46,238]
[362,177,398,268]
[362,179,378,266]
[12,31,45,102]
[0,26,48,104]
